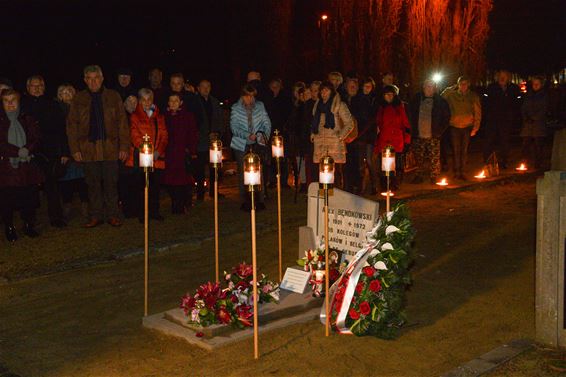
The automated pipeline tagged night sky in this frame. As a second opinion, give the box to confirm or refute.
[0,0,564,98]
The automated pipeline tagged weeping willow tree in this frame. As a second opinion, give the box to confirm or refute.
[321,0,492,87]
[404,0,492,85]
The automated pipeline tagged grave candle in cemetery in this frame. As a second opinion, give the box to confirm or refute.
[382,146,395,212]
[319,155,334,337]
[319,156,335,186]
[140,134,153,317]
[516,163,528,171]
[139,134,154,169]
[475,170,487,179]
[243,151,261,359]
[436,178,448,186]
[209,138,222,283]
[272,130,284,281]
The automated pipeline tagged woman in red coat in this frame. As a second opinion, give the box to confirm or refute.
[0,89,43,241]
[162,93,198,214]
[374,85,411,191]
[125,88,168,220]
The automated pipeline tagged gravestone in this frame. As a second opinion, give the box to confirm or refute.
[551,129,566,170]
[298,183,380,261]
[536,170,566,347]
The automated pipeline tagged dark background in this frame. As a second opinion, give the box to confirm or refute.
[0,0,564,99]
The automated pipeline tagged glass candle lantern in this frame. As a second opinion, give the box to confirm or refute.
[319,155,335,187]
[139,134,154,169]
[271,130,284,158]
[243,151,262,189]
[381,146,395,172]
[209,138,223,166]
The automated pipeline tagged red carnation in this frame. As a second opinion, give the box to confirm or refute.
[359,301,371,316]
[363,266,375,278]
[355,282,364,294]
[349,308,360,320]
[369,279,382,293]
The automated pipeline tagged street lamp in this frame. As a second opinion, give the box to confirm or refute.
[319,155,334,337]
[243,151,261,359]
[271,130,284,282]
[209,138,223,283]
[139,134,153,317]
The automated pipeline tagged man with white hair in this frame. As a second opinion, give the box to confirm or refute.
[22,75,69,227]
[67,65,129,227]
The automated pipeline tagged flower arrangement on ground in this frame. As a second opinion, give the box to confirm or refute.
[180,262,279,330]
[298,240,343,296]
[329,203,414,339]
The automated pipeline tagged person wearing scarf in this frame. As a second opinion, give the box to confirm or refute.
[0,89,43,242]
[310,80,356,188]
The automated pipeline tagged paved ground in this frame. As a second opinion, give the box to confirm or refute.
[0,139,560,377]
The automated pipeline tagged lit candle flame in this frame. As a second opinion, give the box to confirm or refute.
[436,178,448,186]
[474,170,486,179]
[380,192,395,197]
[516,163,527,171]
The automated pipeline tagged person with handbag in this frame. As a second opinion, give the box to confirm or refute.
[0,89,44,242]
[310,80,357,189]
[162,93,198,214]
[230,84,271,211]
[125,88,168,221]
[374,85,411,191]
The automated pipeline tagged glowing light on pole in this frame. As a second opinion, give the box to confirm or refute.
[209,137,222,283]
[319,155,334,337]
[271,130,284,282]
[140,134,154,317]
[243,151,261,359]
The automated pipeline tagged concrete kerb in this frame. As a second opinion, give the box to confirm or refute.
[441,339,534,377]
[0,171,540,285]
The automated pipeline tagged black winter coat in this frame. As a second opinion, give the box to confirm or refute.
[408,93,451,139]
[484,83,521,128]
[21,94,68,159]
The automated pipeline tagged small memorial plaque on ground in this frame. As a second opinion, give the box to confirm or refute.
[280,267,311,294]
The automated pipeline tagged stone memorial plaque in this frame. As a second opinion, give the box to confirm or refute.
[299,183,379,261]
[280,267,311,294]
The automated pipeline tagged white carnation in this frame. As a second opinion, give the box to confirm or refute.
[374,261,388,270]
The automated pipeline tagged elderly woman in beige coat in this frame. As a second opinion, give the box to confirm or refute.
[310,81,356,186]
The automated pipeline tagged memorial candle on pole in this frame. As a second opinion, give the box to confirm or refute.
[209,137,222,283]
[381,146,395,213]
[271,130,284,281]
[139,134,154,317]
[319,155,334,337]
[243,151,261,359]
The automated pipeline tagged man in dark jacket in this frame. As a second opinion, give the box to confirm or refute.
[66,65,129,228]
[196,79,224,199]
[408,80,451,183]
[114,68,137,101]
[263,78,292,188]
[21,75,69,227]
[483,70,521,169]
[342,78,369,193]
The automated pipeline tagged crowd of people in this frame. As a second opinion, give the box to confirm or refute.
[0,65,558,242]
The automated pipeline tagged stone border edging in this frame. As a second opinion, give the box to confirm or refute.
[441,339,533,377]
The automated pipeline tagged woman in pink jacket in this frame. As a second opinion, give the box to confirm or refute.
[374,85,411,191]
